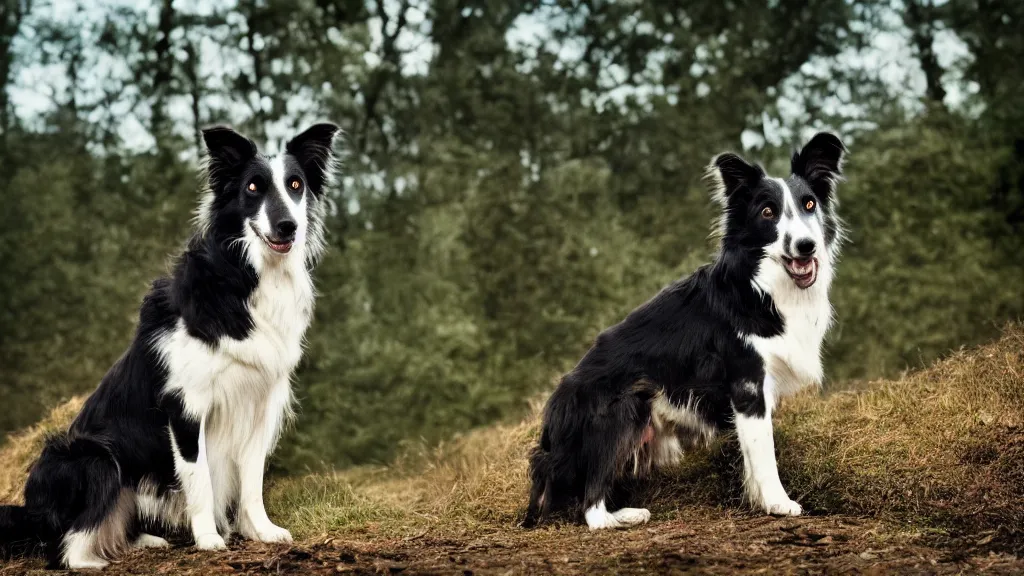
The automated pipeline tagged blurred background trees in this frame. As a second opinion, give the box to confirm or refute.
[0,0,1021,469]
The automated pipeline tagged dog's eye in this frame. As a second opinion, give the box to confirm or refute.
[247,181,259,194]
[289,178,302,191]
[761,206,775,219]
[804,198,816,212]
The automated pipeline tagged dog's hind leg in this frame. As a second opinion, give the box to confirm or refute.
[133,533,170,549]
[584,499,650,530]
[731,376,801,516]
[611,507,651,525]
[522,455,549,528]
[62,489,134,570]
[25,435,134,569]
[582,393,653,530]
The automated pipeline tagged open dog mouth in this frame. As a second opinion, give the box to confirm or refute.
[782,256,817,289]
[249,222,293,254]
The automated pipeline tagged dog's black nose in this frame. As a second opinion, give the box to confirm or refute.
[275,219,297,239]
[795,238,816,257]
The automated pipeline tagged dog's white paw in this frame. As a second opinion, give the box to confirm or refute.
[66,558,109,570]
[585,503,620,530]
[611,507,651,526]
[134,533,171,549]
[62,531,110,569]
[195,533,228,551]
[764,498,802,516]
[585,502,651,530]
[247,523,293,544]
[585,510,620,530]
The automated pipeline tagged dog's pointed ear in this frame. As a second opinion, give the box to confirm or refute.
[286,123,340,196]
[202,126,257,168]
[706,152,764,206]
[791,132,846,202]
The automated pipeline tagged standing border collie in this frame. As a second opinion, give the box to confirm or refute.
[0,123,340,568]
[523,133,846,530]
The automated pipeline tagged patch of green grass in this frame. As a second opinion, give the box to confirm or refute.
[266,473,406,538]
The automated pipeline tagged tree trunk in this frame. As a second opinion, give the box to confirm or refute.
[184,37,202,155]
[242,0,266,143]
[0,0,31,146]
[905,0,947,105]
[150,0,176,143]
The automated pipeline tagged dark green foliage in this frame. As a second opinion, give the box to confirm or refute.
[0,127,197,426]
[0,0,1021,470]
[828,113,1024,381]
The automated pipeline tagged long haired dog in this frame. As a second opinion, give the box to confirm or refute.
[524,133,846,530]
[0,123,340,568]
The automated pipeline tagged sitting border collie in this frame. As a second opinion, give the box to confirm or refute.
[0,123,339,568]
[523,133,846,530]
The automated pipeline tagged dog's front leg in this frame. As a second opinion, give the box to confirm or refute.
[731,377,802,516]
[170,413,228,550]
[236,380,293,543]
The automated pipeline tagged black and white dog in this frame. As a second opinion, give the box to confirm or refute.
[0,123,339,568]
[523,133,846,530]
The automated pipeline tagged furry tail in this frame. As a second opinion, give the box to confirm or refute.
[523,420,578,528]
[523,441,552,528]
[523,377,659,528]
[1,431,122,564]
[0,504,45,560]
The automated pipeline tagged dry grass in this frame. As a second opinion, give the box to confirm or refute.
[640,322,1024,536]
[4,325,1023,544]
[776,322,1024,530]
[0,396,83,503]
[265,402,541,539]
[270,323,1024,540]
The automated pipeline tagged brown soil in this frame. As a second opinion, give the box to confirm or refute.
[4,511,1022,575]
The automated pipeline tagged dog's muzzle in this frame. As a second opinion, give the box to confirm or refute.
[782,256,817,289]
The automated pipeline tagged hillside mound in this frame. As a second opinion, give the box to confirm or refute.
[2,325,1023,574]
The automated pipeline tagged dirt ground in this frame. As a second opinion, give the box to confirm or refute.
[4,510,1022,576]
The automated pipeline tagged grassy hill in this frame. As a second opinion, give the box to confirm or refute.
[2,325,1023,574]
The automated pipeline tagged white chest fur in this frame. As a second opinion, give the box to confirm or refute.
[234,258,315,380]
[155,256,314,425]
[744,261,834,401]
[150,257,314,529]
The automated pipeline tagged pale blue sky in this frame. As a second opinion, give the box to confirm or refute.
[9,0,973,153]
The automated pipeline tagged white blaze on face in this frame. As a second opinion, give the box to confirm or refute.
[752,177,833,295]
[243,201,272,273]
[254,200,272,238]
[766,177,826,260]
[267,154,308,247]
[242,156,311,271]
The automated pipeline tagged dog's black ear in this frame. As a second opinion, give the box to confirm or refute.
[286,123,340,196]
[202,126,257,168]
[791,132,846,202]
[707,152,764,206]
